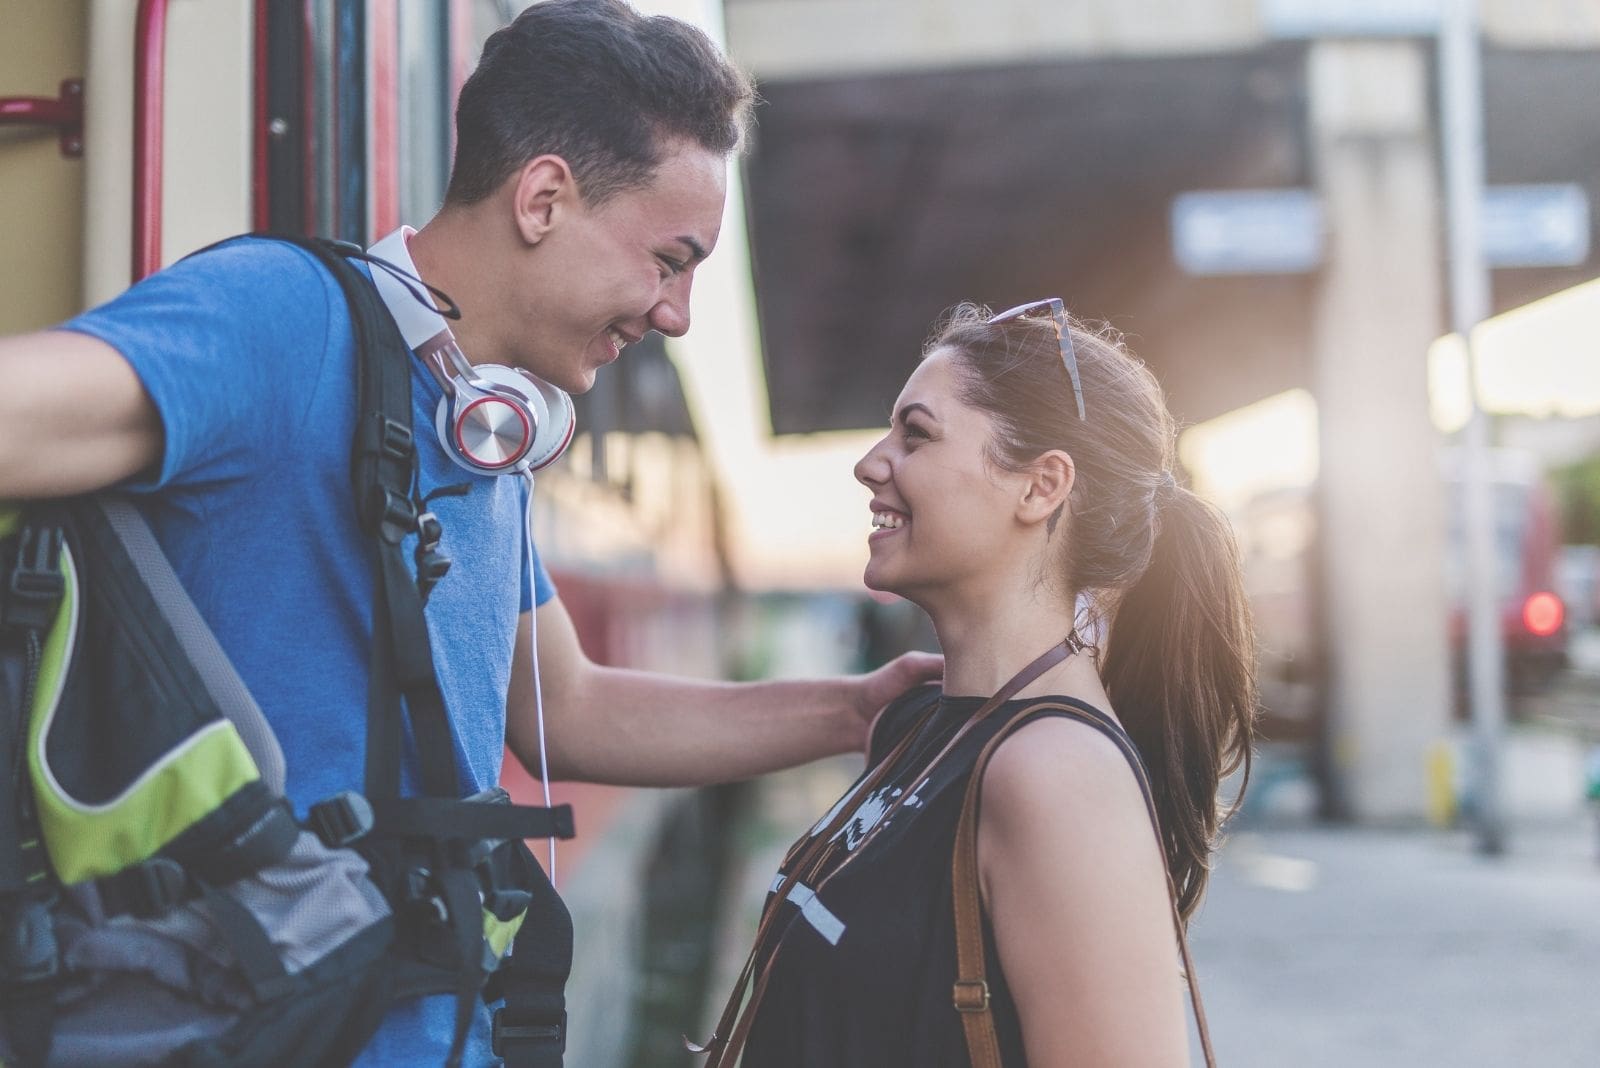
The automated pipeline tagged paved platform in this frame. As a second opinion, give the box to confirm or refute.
[1187,818,1600,1067]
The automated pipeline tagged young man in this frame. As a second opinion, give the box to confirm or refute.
[0,1,938,1062]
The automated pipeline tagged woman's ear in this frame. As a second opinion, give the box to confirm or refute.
[510,155,577,246]
[1017,450,1075,527]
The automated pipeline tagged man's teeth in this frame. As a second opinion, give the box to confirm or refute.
[871,512,905,530]
[608,329,627,349]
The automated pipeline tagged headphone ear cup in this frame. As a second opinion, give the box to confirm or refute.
[435,364,574,474]
[519,374,576,472]
[433,364,533,473]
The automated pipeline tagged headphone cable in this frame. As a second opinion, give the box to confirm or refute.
[522,471,558,887]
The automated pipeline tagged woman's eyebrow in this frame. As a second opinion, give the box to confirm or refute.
[895,401,936,425]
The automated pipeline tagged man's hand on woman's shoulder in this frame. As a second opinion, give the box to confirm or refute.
[844,651,943,751]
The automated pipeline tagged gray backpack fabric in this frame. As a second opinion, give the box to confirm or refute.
[1,497,395,1067]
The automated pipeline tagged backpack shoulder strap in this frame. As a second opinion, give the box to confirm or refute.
[950,699,1216,1068]
[93,497,287,793]
[269,234,461,802]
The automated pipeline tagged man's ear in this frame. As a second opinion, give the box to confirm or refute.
[510,155,578,246]
[1017,450,1075,527]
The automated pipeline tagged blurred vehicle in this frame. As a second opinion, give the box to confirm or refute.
[1441,447,1569,703]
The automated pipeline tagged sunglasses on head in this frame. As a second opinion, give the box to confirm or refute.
[985,298,1086,421]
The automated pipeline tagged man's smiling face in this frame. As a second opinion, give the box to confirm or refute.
[505,140,727,393]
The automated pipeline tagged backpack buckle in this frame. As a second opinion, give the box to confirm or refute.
[414,511,452,600]
[369,488,418,545]
[307,791,375,849]
[357,414,414,463]
[100,857,189,919]
[2,524,65,632]
[376,417,413,462]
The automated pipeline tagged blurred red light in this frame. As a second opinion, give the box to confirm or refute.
[1522,592,1563,637]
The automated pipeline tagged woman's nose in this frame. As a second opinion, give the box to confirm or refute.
[854,437,890,488]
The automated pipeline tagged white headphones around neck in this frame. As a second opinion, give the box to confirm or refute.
[366,226,575,475]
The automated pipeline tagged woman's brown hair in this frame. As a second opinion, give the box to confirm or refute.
[928,303,1258,920]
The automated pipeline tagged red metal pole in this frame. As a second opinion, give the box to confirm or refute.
[133,0,169,282]
[252,0,271,232]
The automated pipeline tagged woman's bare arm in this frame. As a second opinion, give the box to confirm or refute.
[979,716,1190,1067]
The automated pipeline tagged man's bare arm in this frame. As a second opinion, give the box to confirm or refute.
[506,597,941,787]
[0,331,162,498]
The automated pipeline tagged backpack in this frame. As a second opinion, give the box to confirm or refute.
[0,237,574,1067]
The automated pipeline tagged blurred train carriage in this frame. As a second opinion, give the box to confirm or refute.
[1235,445,1569,768]
[1440,447,1569,699]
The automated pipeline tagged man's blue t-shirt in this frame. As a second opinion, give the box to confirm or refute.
[62,236,556,1066]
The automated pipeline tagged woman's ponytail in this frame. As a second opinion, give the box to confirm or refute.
[1101,483,1257,921]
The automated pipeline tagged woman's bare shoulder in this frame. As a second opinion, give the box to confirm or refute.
[977,712,1157,861]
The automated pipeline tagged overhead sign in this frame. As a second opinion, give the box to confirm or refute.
[1173,183,1592,276]
[1481,184,1591,269]
[1171,189,1324,276]
[1261,0,1442,37]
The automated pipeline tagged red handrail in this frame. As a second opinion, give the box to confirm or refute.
[252,0,271,232]
[133,0,169,282]
[0,80,84,157]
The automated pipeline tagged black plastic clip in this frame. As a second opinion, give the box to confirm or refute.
[358,414,414,463]
[307,791,375,849]
[100,857,189,919]
[369,488,419,545]
[400,866,451,936]
[414,511,452,602]
[2,524,65,632]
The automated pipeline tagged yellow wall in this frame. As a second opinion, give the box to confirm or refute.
[0,0,88,331]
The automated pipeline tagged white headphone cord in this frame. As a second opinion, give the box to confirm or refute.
[522,471,557,887]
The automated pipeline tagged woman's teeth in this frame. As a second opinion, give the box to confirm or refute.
[872,512,905,530]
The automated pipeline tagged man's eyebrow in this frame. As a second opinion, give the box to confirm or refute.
[894,401,935,425]
[675,236,710,263]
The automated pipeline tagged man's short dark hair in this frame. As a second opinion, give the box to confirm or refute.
[446,0,756,206]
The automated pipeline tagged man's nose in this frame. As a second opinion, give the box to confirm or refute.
[648,283,692,338]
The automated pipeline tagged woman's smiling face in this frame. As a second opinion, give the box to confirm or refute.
[853,349,1023,603]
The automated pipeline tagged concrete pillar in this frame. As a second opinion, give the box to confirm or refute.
[1307,40,1452,822]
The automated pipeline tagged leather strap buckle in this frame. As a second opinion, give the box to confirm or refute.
[952,979,990,1013]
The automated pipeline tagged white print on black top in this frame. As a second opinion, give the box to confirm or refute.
[825,778,928,853]
[772,773,928,948]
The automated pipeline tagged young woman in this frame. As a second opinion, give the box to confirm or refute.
[696,300,1257,1067]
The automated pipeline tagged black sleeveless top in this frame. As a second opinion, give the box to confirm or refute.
[742,685,1140,1067]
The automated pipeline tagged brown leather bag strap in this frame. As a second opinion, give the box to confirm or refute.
[690,638,1082,1066]
[951,701,1217,1068]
